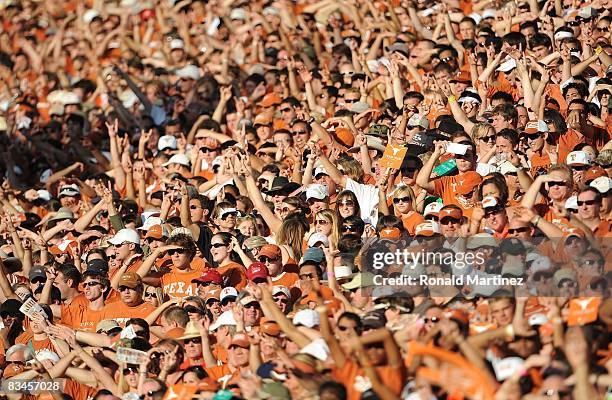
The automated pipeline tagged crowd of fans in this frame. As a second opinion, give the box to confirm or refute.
[0,0,611,399]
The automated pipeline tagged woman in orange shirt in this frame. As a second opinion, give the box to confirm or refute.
[391,186,425,236]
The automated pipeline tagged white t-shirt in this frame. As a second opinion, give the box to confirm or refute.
[345,177,380,227]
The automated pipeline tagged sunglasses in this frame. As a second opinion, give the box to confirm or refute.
[425,215,439,222]
[31,277,46,285]
[547,181,567,188]
[211,243,228,248]
[184,305,203,314]
[571,165,589,171]
[524,133,541,141]
[293,130,309,135]
[595,26,609,32]
[184,337,202,345]
[485,208,504,217]
[342,225,357,232]
[344,98,358,103]
[144,291,157,298]
[142,388,165,399]
[167,248,186,255]
[252,278,268,284]
[258,256,279,263]
[273,297,289,304]
[439,217,461,225]
[123,367,138,375]
[299,273,315,280]
[393,196,412,204]
[200,147,216,153]
[424,316,440,324]
[243,302,260,309]
[315,219,329,225]
[577,199,598,206]
[583,259,603,267]
[314,173,328,180]
[118,286,134,292]
[196,281,217,287]
[83,281,102,288]
[508,227,529,234]
[338,200,354,207]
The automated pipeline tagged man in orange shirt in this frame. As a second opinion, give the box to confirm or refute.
[100,272,156,326]
[60,265,108,332]
[417,140,481,213]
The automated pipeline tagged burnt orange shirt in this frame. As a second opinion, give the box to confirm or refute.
[433,174,477,214]
[270,271,299,288]
[60,300,104,332]
[99,300,157,327]
[161,268,201,299]
[217,262,248,290]
[400,211,425,236]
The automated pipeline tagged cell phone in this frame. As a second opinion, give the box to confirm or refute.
[446,143,469,155]
[433,159,457,177]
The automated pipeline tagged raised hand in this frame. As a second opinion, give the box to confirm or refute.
[105,119,119,138]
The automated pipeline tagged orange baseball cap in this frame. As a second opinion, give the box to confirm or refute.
[334,127,354,147]
[585,165,607,182]
[439,206,463,220]
[456,171,483,196]
[145,225,168,239]
[258,244,281,259]
[379,227,401,240]
[258,93,282,107]
[450,70,470,83]
[254,113,273,126]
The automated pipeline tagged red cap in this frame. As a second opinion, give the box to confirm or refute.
[247,262,269,281]
[456,172,483,196]
[192,269,222,284]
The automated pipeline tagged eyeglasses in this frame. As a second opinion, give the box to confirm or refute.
[123,367,138,375]
[547,181,567,188]
[211,243,228,248]
[299,273,315,280]
[184,337,202,345]
[144,291,157,298]
[118,286,133,292]
[83,281,102,288]
[508,227,529,234]
[315,219,329,225]
[338,200,354,207]
[259,256,279,263]
[342,225,357,232]
[577,199,597,206]
[440,217,461,225]
[167,248,186,255]
[393,196,412,204]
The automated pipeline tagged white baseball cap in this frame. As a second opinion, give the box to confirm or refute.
[162,153,190,167]
[58,184,80,198]
[566,150,592,166]
[170,38,184,50]
[292,309,320,328]
[108,228,141,246]
[175,65,201,81]
[209,310,237,332]
[158,135,178,151]
[334,265,354,279]
[307,232,329,248]
[423,202,443,216]
[590,176,611,194]
[564,196,578,211]
[220,287,238,303]
[306,184,328,200]
[272,285,291,299]
[138,216,163,231]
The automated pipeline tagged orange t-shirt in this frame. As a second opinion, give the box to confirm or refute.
[529,152,551,176]
[400,211,425,235]
[331,361,405,400]
[15,332,56,354]
[217,262,248,290]
[99,300,157,327]
[63,378,98,400]
[433,174,477,213]
[206,365,241,388]
[557,128,585,163]
[270,271,299,288]
[60,299,104,332]
[161,268,201,299]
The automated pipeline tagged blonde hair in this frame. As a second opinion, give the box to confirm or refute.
[237,215,259,235]
[314,209,339,249]
[276,218,307,260]
[470,122,495,142]
[390,186,416,216]
[143,284,165,306]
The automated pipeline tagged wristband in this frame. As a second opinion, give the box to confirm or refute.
[327,271,335,279]
[307,117,315,124]
[531,215,540,226]
[448,95,457,103]
[595,46,602,55]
